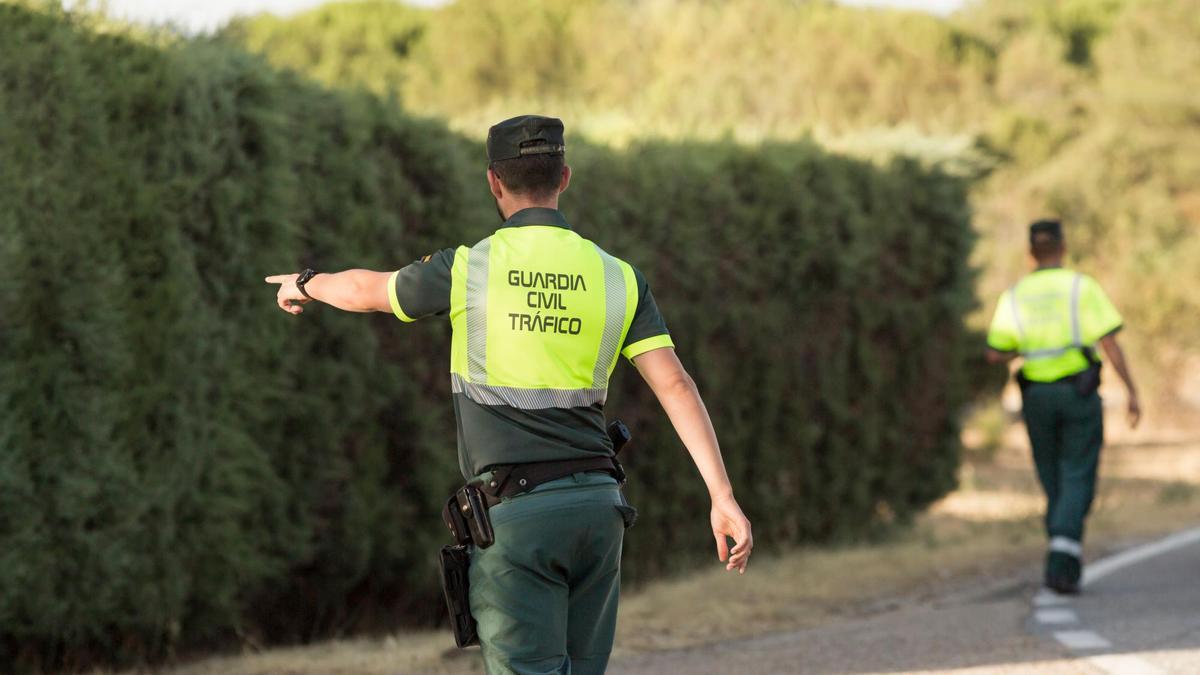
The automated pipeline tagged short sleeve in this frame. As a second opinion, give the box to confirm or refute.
[986,290,1020,353]
[388,248,455,322]
[1078,275,1122,344]
[621,266,674,360]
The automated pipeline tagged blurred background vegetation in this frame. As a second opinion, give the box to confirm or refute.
[226,0,1200,416]
[1,0,1196,671]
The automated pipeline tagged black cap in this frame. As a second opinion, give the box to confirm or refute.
[486,115,566,162]
[1029,219,1063,245]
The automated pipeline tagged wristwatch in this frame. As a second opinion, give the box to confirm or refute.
[295,268,320,300]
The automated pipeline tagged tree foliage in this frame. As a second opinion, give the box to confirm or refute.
[229,0,1200,410]
[1,2,975,669]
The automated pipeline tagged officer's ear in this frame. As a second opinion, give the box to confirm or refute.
[487,168,504,201]
[558,165,572,195]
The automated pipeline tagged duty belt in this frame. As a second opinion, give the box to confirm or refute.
[472,454,625,508]
[441,420,631,548]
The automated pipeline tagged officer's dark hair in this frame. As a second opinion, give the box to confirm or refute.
[1030,218,1065,262]
[489,153,565,200]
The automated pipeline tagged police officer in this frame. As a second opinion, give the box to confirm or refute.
[266,115,753,673]
[986,219,1140,594]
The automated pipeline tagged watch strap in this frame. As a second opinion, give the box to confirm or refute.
[296,268,319,300]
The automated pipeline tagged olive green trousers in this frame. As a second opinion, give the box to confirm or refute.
[469,472,635,675]
[1021,380,1104,585]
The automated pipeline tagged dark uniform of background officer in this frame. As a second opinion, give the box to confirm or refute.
[987,219,1140,594]
[266,115,753,674]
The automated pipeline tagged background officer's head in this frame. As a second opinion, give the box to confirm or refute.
[485,115,571,220]
[1029,219,1066,268]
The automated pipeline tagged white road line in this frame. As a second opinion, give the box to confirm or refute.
[1038,527,1200,675]
[1054,630,1111,650]
[1034,590,1071,606]
[1087,654,1166,675]
[1035,608,1079,625]
[1083,526,1200,587]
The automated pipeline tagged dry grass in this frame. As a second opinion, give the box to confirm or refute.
[111,427,1200,675]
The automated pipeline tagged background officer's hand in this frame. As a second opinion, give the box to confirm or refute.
[711,494,753,573]
[1127,392,1142,429]
[265,273,309,315]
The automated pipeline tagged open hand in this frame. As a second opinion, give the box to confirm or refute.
[711,494,753,574]
[265,274,309,315]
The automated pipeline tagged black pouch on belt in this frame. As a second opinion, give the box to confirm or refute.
[1072,347,1102,397]
[1015,368,1032,394]
[441,484,494,549]
[438,545,479,648]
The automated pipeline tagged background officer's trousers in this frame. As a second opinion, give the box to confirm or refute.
[470,472,634,675]
[1021,380,1104,585]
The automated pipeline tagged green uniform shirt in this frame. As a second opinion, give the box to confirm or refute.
[987,267,1123,382]
[387,208,672,478]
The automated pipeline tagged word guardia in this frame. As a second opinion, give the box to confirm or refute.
[506,269,587,335]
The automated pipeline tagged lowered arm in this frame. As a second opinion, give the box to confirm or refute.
[1099,333,1141,428]
[632,346,753,573]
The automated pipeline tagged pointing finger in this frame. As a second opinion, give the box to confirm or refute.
[265,274,293,284]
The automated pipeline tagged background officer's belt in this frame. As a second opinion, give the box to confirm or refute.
[472,456,625,507]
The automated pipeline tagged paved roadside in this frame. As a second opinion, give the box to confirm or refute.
[1028,528,1200,675]
[612,527,1200,675]
[609,573,1088,674]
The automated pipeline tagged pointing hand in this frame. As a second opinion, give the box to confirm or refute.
[265,274,309,315]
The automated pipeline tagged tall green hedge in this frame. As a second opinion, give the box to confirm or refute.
[0,4,975,670]
[570,144,976,579]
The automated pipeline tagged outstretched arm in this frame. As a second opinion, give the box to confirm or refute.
[632,347,753,573]
[265,270,393,315]
[1099,333,1141,429]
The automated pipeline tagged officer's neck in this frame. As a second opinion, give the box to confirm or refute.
[500,196,560,220]
[1033,256,1064,271]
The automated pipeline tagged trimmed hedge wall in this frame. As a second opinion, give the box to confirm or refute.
[572,143,977,580]
[0,5,975,670]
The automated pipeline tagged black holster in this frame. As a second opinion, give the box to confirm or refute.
[438,545,478,647]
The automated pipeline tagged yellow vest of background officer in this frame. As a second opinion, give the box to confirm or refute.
[986,219,1140,595]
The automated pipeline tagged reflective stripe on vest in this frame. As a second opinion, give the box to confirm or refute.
[466,237,491,384]
[448,227,638,410]
[1009,272,1085,360]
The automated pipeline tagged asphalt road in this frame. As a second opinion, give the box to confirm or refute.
[1028,528,1200,675]
[610,529,1200,674]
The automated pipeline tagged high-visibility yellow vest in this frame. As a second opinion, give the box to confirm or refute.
[447,224,640,409]
[987,268,1123,382]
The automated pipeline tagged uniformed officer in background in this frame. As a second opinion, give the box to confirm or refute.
[266,115,753,674]
[986,219,1140,594]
